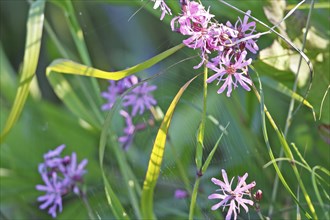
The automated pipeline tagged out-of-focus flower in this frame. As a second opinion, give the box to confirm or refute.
[207,50,252,97]
[101,76,158,149]
[62,152,88,195]
[36,172,63,218]
[36,145,88,218]
[101,80,126,111]
[122,76,157,116]
[174,189,189,199]
[118,110,136,150]
[208,169,256,220]
[101,76,157,116]
[152,0,172,20]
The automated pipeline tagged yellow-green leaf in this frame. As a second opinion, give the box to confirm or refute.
[141,74,200,219]
[46,43,184,81]
[1,0,45,142]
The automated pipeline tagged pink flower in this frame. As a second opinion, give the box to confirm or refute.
[208,169,256,220]
[207,50,252,97]
[226,10,259,54]
[152,0,172,20]
[171,0,215,68]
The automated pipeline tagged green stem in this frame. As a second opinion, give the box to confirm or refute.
[189,65,208,220]
[252,84,312,220]
[189,178,201,220]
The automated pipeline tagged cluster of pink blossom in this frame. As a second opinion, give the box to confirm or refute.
[171,0,259,97]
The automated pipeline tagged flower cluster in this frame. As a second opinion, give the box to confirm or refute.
[208,169,256,220]
[171,0,259,96]
[36,145,88,218]
[101,75,157,149]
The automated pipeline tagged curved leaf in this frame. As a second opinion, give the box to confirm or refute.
[1,0,45,142]
[141,74,200,219]
[46,43,184,81]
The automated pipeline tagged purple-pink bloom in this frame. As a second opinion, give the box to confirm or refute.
[207,50,252,97]
[226,10,259,54]
[118,110,135,150]
[101,80,126,111]
[36,145,88,218]
[36,172,63,218]
[101,76,157,116]
[208,169,256,220]
[171,0,215,68]
[43,144,66,170]
[62,152,88,195]
[152,0,172,20]
[122,76,157,116]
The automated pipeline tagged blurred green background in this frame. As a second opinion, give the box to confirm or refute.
[0,0,329,219]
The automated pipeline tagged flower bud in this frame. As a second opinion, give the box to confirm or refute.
[255,189,262,201]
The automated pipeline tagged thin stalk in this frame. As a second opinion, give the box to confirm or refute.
[189,178,201,220]
[111,136,142,219]
[189,65,208,220]
[251,83,312,219]
[268,0,315,217]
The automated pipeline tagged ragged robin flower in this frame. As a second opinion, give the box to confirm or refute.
[207,50,252,97]
[208,169,256,220]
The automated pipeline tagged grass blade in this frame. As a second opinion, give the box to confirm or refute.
[0,0,45,142]
[141,74,201,219]
[252,71,313,219]
[99,108,130,220]
[46,43,184,81]
[312,166,330,220]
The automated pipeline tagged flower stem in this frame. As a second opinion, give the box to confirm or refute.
[189,64,208,220]
[189,178,201,220]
